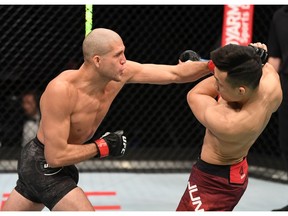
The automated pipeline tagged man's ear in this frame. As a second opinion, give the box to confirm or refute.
[238,86,246,95]
[92,55,101,67]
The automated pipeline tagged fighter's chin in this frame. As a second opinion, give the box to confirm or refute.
[113,75,123,82]
[113,78,121,82]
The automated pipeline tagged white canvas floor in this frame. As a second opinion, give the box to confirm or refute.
[0,172,287,212]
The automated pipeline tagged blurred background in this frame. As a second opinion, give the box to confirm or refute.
[0,5,286,184]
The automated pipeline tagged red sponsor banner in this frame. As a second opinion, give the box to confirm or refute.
[222,5,254,46]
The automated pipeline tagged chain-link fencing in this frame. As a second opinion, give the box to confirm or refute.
[0,5,286,183]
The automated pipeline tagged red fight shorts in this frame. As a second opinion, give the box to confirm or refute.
[176,157,248,211]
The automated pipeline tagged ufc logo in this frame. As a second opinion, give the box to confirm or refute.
[188,182,204,211]
[121,136,127,155]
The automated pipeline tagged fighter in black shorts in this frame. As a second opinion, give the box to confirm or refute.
[2,28,211,211]
[15,137,79,210]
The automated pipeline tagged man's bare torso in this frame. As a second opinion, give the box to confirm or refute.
[201,96,272,165]
[37,70,126,145]
[201,64,281,165]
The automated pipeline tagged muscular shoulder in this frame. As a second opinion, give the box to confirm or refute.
[46,76,76,97]
[262,63,279,77]
[123,60,142,80]
[41,73,78,111]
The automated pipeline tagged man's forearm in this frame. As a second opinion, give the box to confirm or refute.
[174,61,212,83]
[190,76,218,98]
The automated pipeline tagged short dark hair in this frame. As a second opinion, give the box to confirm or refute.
[210,44,262,89]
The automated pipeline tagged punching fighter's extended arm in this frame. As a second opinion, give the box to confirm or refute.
[126,50,212,85]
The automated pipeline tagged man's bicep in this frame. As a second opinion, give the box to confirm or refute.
[126,61,176,84]
[268,57,281,72]
[41,98,71,166]
[40,87,71,149]
[41,107,70,147]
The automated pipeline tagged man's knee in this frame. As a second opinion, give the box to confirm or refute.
[52,187,94,211]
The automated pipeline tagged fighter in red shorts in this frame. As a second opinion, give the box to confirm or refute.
[177,43,282,211]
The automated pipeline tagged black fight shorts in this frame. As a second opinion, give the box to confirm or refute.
[15,137,79,210]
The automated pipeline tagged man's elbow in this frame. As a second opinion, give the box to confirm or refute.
[186,89,197,106]
[45,152,64,168]
[45,158,62,168]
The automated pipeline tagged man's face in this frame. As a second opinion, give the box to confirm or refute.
[98,40,127,82]
[22,94,37,116]
[213,68,239,102]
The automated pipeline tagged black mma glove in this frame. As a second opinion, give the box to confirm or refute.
[248,44,268,65]
[179,50,201,62]
[94,130,127,158]
[179,49,215,73]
